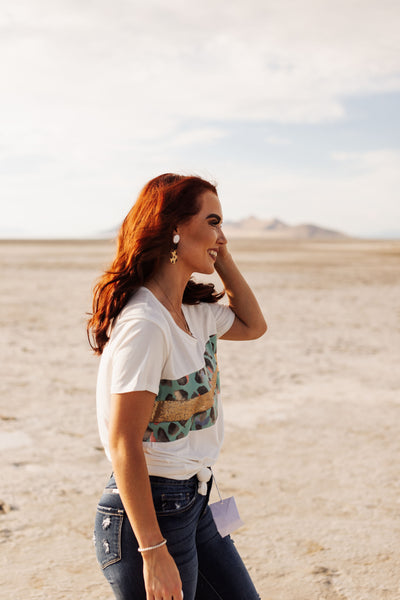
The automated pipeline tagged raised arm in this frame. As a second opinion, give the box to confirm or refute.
[109,391,183,600]
[215,246,267,341]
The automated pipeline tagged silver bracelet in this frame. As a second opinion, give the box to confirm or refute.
[137,538,167,553]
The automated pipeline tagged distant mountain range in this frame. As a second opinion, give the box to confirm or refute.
[98,216,347,240]
[222,217,347,239]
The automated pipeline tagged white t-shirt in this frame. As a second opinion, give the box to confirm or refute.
[96,287,235,479]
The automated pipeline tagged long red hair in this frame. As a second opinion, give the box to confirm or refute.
[87,173,224,354]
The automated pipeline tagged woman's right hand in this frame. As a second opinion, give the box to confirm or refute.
[109,392,183,598]
[142,545,183,600]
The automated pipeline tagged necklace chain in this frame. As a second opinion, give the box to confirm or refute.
[151,281,194,337]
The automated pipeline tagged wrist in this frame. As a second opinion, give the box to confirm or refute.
[141,541,169,563]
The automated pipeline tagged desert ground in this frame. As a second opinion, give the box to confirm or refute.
[1,238,400,600]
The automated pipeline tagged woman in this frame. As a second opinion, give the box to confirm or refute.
[88,173,267,600]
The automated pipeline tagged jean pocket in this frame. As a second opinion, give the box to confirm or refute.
[153,486,197,516]
[94,505,124,569]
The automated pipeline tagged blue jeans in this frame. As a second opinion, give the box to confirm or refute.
[94,474,260,600]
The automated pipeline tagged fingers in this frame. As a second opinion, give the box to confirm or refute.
[147,591,183,600]
[143,549,183,600]
[145,582,183,599]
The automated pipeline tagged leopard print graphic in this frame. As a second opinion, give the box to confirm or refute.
[143,335,220,442]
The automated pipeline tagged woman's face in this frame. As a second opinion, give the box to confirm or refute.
[176,191,227,275]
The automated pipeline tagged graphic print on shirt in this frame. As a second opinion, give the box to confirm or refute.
[143,335,220,443]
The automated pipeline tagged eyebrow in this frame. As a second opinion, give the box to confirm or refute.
[206,213,222,223]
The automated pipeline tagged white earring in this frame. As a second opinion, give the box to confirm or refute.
[173,233,180,244]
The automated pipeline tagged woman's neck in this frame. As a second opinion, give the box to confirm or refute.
[145,262,191,311]
[145,264,195,337]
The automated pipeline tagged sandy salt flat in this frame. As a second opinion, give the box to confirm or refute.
[1,238,400,600]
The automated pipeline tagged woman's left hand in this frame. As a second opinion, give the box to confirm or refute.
[214,241,267,341]
[215,237,230,266]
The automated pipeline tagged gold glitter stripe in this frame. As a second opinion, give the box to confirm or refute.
[151,369,218,424]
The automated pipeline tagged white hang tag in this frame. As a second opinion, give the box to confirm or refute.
[209,496,244,538]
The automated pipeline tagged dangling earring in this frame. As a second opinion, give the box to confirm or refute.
[170,233,180,264]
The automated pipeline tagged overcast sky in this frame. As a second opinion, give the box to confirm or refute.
[2,0,400,238]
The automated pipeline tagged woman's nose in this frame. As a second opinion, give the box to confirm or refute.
[217,228,227,245]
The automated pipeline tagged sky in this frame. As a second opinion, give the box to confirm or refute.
[1,0,400,238]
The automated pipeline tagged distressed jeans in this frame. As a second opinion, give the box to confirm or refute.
[94,473,261,600]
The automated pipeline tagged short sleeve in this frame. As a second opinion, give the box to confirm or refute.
[208,302,235,338]
[110,319,167,395]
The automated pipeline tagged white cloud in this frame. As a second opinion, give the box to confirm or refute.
[170,128,226,147]
[266,135,292,146]
[1,1,400,236]
[217,149,400,236]
[2,0,400,127]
